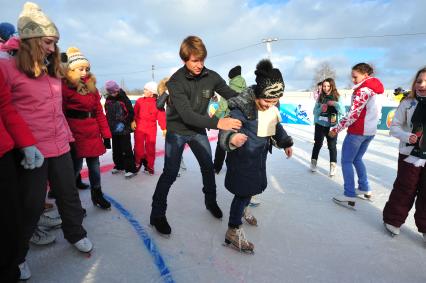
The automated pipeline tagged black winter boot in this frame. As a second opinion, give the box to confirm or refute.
[76,174,90,190]
[91,187,111,210]
[205,201,223,219]
[150,216,171,236]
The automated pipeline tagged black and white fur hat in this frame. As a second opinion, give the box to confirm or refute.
[254,59,285,99]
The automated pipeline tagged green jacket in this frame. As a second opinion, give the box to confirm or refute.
[229,75,247,93]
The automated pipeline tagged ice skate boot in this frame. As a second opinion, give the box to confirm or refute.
[243,207,258,226]
[150,216,171,237]
[74,237,93,253]
[310,159,317,172]
[329,162,337,177]
[76,174,89,190]
[19,261,31,281]
[30,226,56,245]
[124,171,137,179]
[38,212,62,229]
[384,223,400,236]
[111,168,124,174]
[332,195,356,210]
[355,189,373,202]
[91,187,111,210]
[224,227,254,254]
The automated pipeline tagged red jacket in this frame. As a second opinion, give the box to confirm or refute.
[62,79,112,158]
[134,97,166,133]
[0,69,36,157]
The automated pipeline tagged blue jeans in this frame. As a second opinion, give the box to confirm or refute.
[151,132,216,218]
[228,195,251,228]
[341,134,374,197]
[73,157,101,189]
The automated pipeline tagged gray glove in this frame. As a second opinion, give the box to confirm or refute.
[21,145,44,170]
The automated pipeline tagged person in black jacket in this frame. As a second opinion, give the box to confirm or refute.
[104,80,137,178]
[150,36,241,235]
[219,59,293,253]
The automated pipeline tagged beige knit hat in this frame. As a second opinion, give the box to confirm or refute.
[18,2,59,39]
[66,47,90,70]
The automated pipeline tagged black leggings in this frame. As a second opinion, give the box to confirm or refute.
[311,123,337,163]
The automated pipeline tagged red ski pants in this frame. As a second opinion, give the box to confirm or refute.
[383,154,426,232]
[134,130,157,170]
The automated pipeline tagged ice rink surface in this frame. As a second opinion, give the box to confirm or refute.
[26,125,426,283]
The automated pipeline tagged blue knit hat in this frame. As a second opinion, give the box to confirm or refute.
[0,22,16,41]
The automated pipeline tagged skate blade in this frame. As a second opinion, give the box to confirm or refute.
[223,241,255,255]
[332,198,356,210]
[356,194,374,202]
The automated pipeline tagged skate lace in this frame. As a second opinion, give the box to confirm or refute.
[236,228,249,248]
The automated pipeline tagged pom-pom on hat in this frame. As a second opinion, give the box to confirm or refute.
[254,59,285,99]
[228,65,241,79]
[66,47,89,70]
[105,80,120,93]
[144,81,158,95]
[18,2,59,39]
[0,22,16,41]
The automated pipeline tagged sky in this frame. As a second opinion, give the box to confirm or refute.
[1,0,426,91]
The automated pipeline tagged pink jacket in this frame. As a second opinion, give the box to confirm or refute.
[0,58,74,158]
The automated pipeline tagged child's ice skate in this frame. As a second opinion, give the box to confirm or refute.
[355,189,373,202]
[329,162,337,177]
[224,227,254,254]
[310,159,317,172]
[243,207,258,226]
[384,223,400,237]
[332,195,356,210]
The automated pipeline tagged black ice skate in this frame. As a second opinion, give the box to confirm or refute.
[205,201,223,219]
[332,195,356,210]
[91,187,111,210]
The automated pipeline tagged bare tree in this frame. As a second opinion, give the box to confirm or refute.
[312,62,336,89]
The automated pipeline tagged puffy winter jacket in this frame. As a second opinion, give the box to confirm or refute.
[0,70,35,157]
[0,58,74,158]
[219,88,293,197]
[105,89,134,135]
[62,79,112,158]
[332,77,384,135]
[134,96,166,132]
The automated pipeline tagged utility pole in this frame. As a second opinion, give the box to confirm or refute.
[262,38,278,60]
[151,64,155,81]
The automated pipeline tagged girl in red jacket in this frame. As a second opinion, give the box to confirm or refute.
[62,47,112,209]
[133,81,166,175]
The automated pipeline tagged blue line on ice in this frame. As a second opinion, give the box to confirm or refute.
[105,194,175,283]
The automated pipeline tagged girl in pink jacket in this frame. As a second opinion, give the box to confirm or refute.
[0,3,92,280]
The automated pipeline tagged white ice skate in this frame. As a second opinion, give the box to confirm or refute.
[124,172,137,179]
[329,162,337,177]
[332,195,356,210]
[74,237,93,253]
[19,261,31,280]
[384,223,400,237]
[355,189,373,202]
[310,159,317,172]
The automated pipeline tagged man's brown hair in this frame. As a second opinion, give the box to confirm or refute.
[179,36,207,61]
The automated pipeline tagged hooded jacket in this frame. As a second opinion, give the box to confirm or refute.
[104,89,134,135]
[219,87,293,197]
[0,58,74,158]
[229,75,247,93]
[62,74,112,158]
[332,77,384,135]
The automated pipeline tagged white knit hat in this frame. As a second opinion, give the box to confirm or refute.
[18,2,59,39]
[144,81,158,95]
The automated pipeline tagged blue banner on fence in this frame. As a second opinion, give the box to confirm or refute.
[279,103,312,125]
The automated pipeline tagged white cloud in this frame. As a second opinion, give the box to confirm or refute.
[2,0,426,90]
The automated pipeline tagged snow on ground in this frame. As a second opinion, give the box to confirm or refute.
[26,125,426,283]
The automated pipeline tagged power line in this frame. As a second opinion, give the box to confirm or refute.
[96,31,426,77]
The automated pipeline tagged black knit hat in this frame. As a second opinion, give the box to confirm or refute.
[254,59,285,99]
[228,65,241,79]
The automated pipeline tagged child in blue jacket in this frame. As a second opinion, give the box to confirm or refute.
[219,59,293,253]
